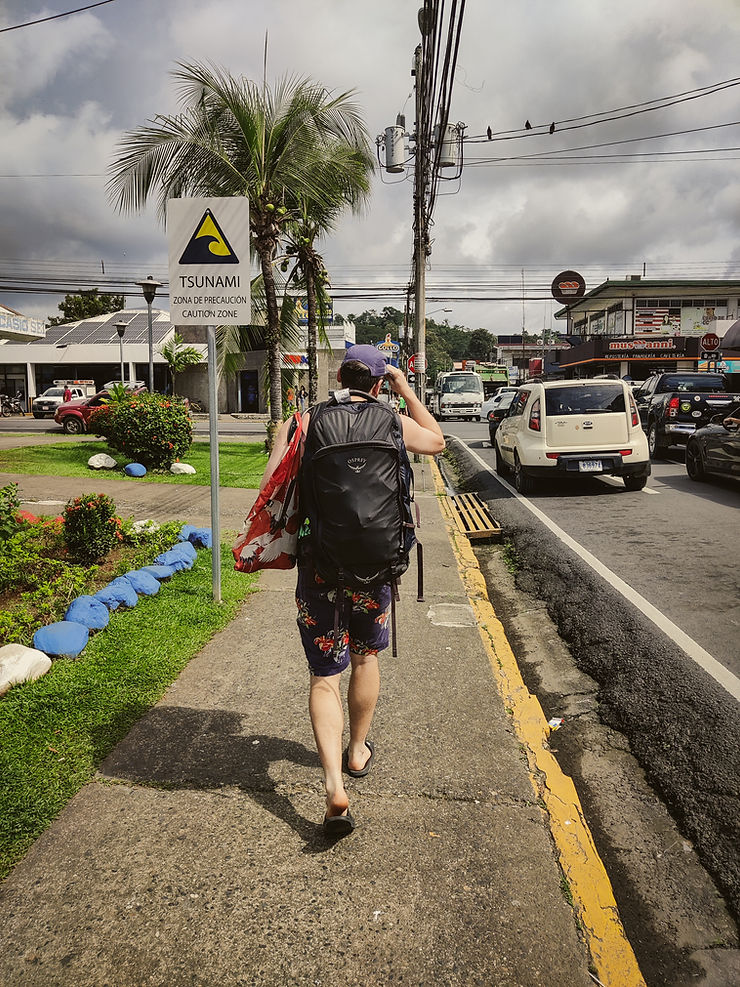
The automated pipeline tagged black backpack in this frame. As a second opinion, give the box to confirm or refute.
[299,390,423,654]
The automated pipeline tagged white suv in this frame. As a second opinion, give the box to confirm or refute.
[494,379,650,494]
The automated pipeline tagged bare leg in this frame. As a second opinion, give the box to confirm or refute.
[347,652,380,773]
[309,673,349,818]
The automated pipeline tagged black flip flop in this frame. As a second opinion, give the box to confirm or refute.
[323,811,356,838]
[347,740,375,778]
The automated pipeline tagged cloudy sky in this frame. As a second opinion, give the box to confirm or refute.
[2,0,740,336]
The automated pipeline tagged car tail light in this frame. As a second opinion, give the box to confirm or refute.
[528,398,541,431]
[667,396,679,418]
[545,453,560,460]
[629,396,639,426]
[620,449,633,457]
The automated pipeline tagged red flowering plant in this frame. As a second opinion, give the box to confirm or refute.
[63,492,123,561]
[90,391,192,468]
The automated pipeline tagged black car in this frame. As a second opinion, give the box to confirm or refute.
[487,390,517,445]
[685,406,740,483]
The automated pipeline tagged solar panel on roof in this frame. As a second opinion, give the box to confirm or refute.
[25,309,175,347]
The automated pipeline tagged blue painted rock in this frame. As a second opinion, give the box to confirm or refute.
[124,463,147,477]
[94,576,139,609]
[188,527,212,549]
[155,542,196,570]
[33,621,89,659]
[140,564,176,581]
[125,569,160,595]
[65,595,110,630]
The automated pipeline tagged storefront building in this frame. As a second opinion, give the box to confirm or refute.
[0,304,355,413]
[0,303,46,401]
[553,278,740,380]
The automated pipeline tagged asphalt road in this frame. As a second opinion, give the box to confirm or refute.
[446,420,740,680]
[442,418,740,928]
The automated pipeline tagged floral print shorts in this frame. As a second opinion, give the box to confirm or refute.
[295,560,391,676]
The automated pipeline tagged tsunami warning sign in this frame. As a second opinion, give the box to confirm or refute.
[168,197,251,325]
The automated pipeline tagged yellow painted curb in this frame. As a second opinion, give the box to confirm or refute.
[431,459,646,987]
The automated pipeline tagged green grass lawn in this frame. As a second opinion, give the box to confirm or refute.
[0,543,258,881]
[0,440,268,488]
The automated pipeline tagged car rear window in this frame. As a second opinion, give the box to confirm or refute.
[657,375,725,393]
[545,384,625,415]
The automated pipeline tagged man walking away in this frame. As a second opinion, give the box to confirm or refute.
[259,345,444,837]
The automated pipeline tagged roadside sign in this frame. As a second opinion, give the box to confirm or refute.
[551,270,586,305]
[701,332,720,352]
[408,352,427,373]
[701,351,723,361]
[375,333,400,367]
[167,197,251,325]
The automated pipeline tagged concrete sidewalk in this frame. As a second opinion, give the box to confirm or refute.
[0,457,636,986]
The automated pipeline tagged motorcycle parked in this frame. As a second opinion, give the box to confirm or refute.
[1,392,25,416]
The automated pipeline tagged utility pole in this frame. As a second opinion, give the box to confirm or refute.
[413,43,427,409]
[378,5,466,407]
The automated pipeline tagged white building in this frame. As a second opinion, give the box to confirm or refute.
[0,304,355,413]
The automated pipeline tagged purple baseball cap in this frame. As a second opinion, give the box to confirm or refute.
[342,344,389,377]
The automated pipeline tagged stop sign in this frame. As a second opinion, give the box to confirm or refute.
[408,353,427,373]
[701,332,720,352]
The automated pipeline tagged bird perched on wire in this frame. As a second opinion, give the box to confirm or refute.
[525,119,532,129]
[487,126,492,140]
[549,121,556,134]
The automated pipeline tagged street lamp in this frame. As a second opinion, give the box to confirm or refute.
[136,275,163,392]
[115,321,127,384]
[425,307,451,321]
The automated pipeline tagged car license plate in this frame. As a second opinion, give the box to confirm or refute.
[579,460,602,472]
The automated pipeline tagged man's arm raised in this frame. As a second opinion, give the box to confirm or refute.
[384,365,445,456]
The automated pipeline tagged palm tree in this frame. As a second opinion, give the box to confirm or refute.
[158,332,203,395]
[282,149,372,404]
[107,60,373,445]
[282,213,331,405]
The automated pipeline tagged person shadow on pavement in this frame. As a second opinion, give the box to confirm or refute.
[97,705,336,853]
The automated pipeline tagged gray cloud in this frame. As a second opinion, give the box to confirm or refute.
[2,0,740,334]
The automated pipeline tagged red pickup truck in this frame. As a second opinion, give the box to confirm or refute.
[54,387,146,434]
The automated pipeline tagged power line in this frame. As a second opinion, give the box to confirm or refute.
[0,1,117,33]
[465,120,740,165]
[0,173,103,179]
[467,74,740,143]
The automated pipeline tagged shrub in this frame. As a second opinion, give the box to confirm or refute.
[63,493,123,561]
[0,482,21,541]
[91,391,192,468]
[0,525,94,646]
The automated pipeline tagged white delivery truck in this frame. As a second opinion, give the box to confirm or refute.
[32,380,97,418]
[432,370,484,421]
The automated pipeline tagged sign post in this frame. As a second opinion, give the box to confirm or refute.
[168,196,251,603]
[207,326,221,602]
